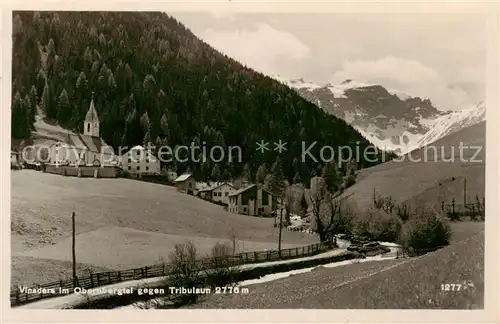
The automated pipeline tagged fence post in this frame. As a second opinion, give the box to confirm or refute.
[144,267,148,278]
[162,263,166,275]
[295,247,298,257]
[254,251,258,262]
[441,200,444,212]
[97,273,101,285]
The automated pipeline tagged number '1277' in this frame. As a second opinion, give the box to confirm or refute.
[441,283,462,291]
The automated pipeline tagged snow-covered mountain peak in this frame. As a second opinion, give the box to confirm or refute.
[273,75,485,155]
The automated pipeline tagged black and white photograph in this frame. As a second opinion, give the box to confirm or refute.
[3,1,498,317]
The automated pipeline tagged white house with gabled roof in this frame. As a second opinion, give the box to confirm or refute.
[198,182,236,205]
[120,145,161,175]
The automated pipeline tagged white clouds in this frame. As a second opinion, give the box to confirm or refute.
[330,56,478,111]
[200,23,310,75]
[173,12,485,110]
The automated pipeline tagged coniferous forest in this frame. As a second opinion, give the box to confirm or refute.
[11,11,389,184]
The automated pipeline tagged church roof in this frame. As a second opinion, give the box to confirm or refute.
[85,99,99,123]
[65,133,113,154]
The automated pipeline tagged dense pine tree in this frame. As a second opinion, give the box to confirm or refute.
[11,11,387,181]
[322,162,342,194]
[12,92,31,139]
[267,157,286,197]
[211,164,221,182]
[256,163,268,184]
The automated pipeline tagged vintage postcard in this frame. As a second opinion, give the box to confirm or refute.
[1,1,498,323]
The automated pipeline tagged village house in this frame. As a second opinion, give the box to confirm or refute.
[120,145,161,176]
[48,99,116,166]
[228,184,277,216]
[198,182,235,205]
[174,173,196,195]
[10,151,19,168]
[166,170,178,181]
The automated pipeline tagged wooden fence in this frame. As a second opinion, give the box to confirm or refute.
[10,241,333,306]
[441,197,485,220]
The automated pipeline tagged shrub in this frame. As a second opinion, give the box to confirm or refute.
[11,164,21,170]
[398,207,452,255]
[203,242,240,289]
[120,169,132,178]
[166,241,205,306]
[352,208,402,242]
[396,202,411,222]
[372,190,396,214]
[343,174,356,189]
[153,239,242,308]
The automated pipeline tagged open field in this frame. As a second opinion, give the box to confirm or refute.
[11,170,317,286]
[190,230,484,309]
[340,122,485,210]
[15,226,310,270]
[11,256,112,288]
[448,221,484,243]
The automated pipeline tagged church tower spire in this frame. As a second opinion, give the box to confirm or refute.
[84,93,100,137]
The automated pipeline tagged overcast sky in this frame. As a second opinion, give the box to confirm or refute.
[172,12,486,111]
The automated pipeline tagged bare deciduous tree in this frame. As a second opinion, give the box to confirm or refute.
[310,182,353,243]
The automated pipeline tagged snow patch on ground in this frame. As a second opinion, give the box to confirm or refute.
[116,242,401,309]
[238,245,400,286]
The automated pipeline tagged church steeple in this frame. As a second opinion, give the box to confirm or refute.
[84,93,100,137]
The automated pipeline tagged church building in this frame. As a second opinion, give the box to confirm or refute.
[49,98,116,166]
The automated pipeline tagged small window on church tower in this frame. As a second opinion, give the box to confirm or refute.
[87,123,90,133]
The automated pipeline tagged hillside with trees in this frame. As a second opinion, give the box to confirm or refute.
[11,11,391,184]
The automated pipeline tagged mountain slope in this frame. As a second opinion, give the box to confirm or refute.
[416,102,486,148]
[275,76,485,155]
[336,121,485,210]
[12,11,383,182]
[190,230,484,308]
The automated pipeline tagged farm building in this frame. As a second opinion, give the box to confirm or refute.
[120,145,161,175]
[228,184,277,216]
[48,99,116,167]
[198,182,236,205]
[11,151,20,168]
[174,173,196,195]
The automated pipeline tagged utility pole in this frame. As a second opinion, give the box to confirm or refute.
[278,197,283,258]
[464,178,467,206]
[72,211,76,287]
[278,196,283,257]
